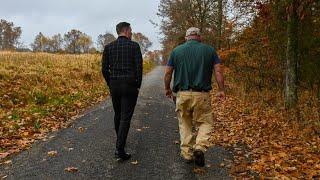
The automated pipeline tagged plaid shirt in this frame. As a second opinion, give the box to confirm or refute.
[102,36,143,88]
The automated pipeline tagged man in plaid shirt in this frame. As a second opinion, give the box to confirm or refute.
[101,22,143,161]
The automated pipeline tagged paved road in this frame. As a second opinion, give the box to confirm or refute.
[0,66,232,180]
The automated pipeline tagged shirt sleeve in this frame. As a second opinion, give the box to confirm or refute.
[101,45,110,86]
[212,49,221,65]
[167,51,175,67]
[134,43,143,88]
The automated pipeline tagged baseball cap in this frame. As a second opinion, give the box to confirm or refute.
[186,27,200,37]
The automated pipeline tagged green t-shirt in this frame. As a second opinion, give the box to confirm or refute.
[167,40,221,93]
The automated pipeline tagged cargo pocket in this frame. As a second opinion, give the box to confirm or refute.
[175,93,181,112]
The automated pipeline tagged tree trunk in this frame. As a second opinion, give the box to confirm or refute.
[217,0,223,50]
[285,0,298,109]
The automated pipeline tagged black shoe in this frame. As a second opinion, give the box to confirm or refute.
[193,150,205,167]
[115,151,132,161]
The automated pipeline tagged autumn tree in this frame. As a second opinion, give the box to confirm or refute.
[31,33,64,53]
[145,50,162,65]
[0,19,22,50]
[31,32,49,52]
[157,0,229,60]
[97,32,116,51]
[78,34,93,53]
[285,0,299,109]
[50,33,64,53]
[64,29,92,54]
[132,32,152,55]
[217,0,223,50]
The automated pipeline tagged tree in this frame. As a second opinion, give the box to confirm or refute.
[31,33,64,53]
[285,0,298,109]
[31,32,49,52]
[0,19,22,50]
[145,50,162,65]
[97,32,116,51]
[132,32,152,55]
[157,0,222,59]
[64,29,92,53]
[78,34,93,53]
[50,33,64,53]
[217,0,223,50]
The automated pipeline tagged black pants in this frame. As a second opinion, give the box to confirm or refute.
[110,80,139,152]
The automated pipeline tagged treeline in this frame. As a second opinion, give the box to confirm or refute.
[229,0,320,109]
[158,0,319,110]
[0,19,152,54]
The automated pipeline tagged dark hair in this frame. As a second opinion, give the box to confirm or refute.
[116,22,131,35]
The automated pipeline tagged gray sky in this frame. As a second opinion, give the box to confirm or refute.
[0,0,162,50]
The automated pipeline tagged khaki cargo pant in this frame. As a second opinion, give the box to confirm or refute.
[175,91,213,160]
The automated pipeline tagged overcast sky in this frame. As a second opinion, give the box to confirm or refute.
[0,0,162,50]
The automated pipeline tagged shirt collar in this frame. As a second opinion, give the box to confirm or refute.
[186,39,200,44]
[118,36,129,40]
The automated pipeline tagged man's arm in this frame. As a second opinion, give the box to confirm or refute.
[134,44,143,89]
[164,66,174,98]
[214,63,225,99]
[101,45,110,86]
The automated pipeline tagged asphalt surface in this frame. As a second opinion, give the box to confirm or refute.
[0,66,232,180]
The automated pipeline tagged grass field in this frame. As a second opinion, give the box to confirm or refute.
[0,51,155,157]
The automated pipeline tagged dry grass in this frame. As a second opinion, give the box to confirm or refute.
[0,51,154,157]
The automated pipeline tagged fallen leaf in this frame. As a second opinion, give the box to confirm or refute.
[47,151,57,157]
[0,153,9,159]
[78,127,84,133]
[131,160,139,165]
[3,160,12,165]
[22,132,29,137]
[64,167,78,173]
[284,167,297,172]
[193,167,206,174]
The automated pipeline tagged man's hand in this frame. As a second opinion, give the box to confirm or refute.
[216,90,226,101]
[214,64,225,101]
[164,66,174,99]
[165,88,173,98]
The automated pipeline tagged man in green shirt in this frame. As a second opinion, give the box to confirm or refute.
[164,27,225,167]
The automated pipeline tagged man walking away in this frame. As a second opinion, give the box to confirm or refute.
[164,27,225,167]
[102,22,143,161]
